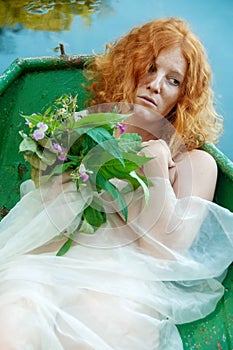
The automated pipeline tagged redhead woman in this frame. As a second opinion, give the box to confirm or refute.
[0,17,232,350]
[85,17,223,200]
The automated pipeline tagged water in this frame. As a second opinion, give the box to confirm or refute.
[0,0,232,159]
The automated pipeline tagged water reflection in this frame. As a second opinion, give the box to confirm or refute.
[24,1,56,15]
[0,0,112,31]
[0,0,232,158]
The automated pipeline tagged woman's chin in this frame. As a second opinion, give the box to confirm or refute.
[123,105,165,140]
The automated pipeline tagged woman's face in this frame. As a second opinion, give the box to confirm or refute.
[135,47,187,117]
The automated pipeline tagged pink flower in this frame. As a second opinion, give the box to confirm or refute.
[33,129,45,141]
[25,119,33,128]
[52,142,63,152]
[37,122,48,132]
[32,122,48,141]
[52,143,67,161]
[58,154,67,161]
[79,164,89,182]
[80,172,89,182]
[116,122,126,135]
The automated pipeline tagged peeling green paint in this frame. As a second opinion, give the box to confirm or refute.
[0,55,90,95]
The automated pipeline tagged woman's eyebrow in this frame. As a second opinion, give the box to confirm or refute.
[154,61,186,79]
[169,70,185,79]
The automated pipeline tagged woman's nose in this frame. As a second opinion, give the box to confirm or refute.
[147,74,162,93]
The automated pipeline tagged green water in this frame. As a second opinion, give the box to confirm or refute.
[0,0,232,159]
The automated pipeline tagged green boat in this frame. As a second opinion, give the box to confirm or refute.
[0,55,233,349]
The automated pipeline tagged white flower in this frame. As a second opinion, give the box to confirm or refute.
[74,110,88,122]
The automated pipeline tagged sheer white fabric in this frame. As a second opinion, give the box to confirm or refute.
[0,175,233,349]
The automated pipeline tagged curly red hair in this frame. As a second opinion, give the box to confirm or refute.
[84,17,223,152]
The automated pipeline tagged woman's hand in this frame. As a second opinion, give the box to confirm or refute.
[139,139,175,179]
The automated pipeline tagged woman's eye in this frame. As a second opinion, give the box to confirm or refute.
[169,77,180,86]
[148,64,156,73]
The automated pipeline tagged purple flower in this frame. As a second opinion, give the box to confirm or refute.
[116,122,126,135]
[25,119,33,128]
[37,122,48,132]
[33,129,45,141]
[78,164,89,182]
[32,122,48,141]
[53,144,67,161]
[52,142,63,152]
[58,154,67,161]
[80,172,89,182]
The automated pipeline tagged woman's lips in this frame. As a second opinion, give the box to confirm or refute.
[137,96,157,107]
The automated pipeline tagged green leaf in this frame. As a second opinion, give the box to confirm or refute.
[129,171,150,204]
[71,126,124,165]
[92,195,106,214]
[19,137,38,153]
[118,133,143,153]
[42,105,53,117]
[23,153,47,171]
[36,148,57,166]
[37,137,55,151]
[19,130,28,139]
[49,161,75,176]
[19,136,57,166]
[86,127,124,163]
[117,173,149,192]
[73,112,129,129]
[96,172,128,221]
[21,113,43,126]
[56,237,73,256]
[79,217,95,234]
[81,143,111,169]
[77,133,96,155]
[97,153,151,181]
[66,154,80,162]
[83,205,106,229]
[122,152,153,168]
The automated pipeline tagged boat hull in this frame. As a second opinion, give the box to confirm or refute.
[0,56,233,349]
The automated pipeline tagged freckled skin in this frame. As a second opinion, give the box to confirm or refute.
[126,47,217,201]
[135,47,187,118]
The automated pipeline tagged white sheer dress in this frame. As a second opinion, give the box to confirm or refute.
[0,174,232,349]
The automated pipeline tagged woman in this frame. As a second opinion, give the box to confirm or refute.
[0,17,232,350]
[85,17,223,200]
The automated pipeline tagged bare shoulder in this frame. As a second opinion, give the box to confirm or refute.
[185,149,217,172]
[173,149,218,200]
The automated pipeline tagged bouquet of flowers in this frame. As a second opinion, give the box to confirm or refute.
[19,95,151,255]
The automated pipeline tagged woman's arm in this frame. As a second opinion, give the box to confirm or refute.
[139,139,175,180]
[131,140,218,255]
[173,149,218,201]
[140,140,218,200]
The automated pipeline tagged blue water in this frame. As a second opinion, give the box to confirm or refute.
[0,0,232,159]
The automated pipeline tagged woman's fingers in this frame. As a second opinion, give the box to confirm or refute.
[139,139,176,178]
